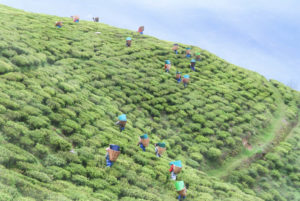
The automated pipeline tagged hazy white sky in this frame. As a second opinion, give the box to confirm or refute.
[1,0,299,90]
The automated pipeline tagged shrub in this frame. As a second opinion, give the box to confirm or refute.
[61,119,81,134]
[270,170,281,179]
[27,116,49,129]
[192,114,205,124]
[202,128,214,135]
[26,170,52,183]
[207,147,222,159]
[58,82,76,92]
[0,60,13,74]
[71,175,89,185]
[44,154,66,167]
[49,134,72,151]
[2,49,17,58]
[12,55,31,67]
[195,135,210,143]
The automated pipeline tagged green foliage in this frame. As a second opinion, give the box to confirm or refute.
[228,125,300,200]
[0,60,13,74]
[207,147,222,159]
[0,5,298,201]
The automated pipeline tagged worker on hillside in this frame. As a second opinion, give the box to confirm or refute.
[195,52,201,61]
[105,145,120,167]
[93,17,99,22]
[126,37,132,47]
[186,48,191,58]
[155,142,166,157]
[165,60,171,73]
[55,21,63,28]
[169,160,182,180]
[190,59,196,71]
[138,26,144,34]
[172,44,179,54]
[182,75,190,87]
[137,134,149,152]
[115,114,127,132]
[176,71,182,83]
[175,181,187,200]
[71,16,80,23]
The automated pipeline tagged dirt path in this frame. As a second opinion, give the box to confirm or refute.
[207,100,288,178]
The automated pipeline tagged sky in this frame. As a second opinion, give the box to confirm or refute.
[0,0,299,90]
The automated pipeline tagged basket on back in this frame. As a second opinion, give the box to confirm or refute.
[175,181,186,196]
[190,59,196,67]
[182,75,190,84]
[126,37,132,47]
[118,114,127,127]
[138,26,144,33]
[157,142,166,155]
[55,21,62,27]
[186,47,191,54]
[178,188,187,196]
[171,160,182,174]
[108,144,120,162]
[172,44,179,51]
[165,60,171,71]
[176,72,182,79]
[140,134,149,147]
[71,15,80,22]
[119,121,127,127]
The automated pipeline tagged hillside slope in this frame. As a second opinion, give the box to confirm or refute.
[0,5,299,201]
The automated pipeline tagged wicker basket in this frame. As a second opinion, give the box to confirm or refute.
[182,78,189,83]
[172,46,179,51]
[176,74,181,79]
[141,138,149,147]
[108,149,120,162]
[173,166,182,174]
[138,26,144,32]
[157,147,166,155]
[56,22,62,26]
[178,188,187,196]
[119,121,127,127]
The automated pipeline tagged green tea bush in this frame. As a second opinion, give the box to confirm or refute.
[207,147,222,159]
[12,55,31,67]
[0,60,13,74]
[27,116,49,129]
[0,5,298,200]
[26,170,52,183]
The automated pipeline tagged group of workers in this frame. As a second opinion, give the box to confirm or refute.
[57,17,188,200]
[108,114,187,200]
[55,17,199,89]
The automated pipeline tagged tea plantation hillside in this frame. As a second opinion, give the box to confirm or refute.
[0,4,299,201]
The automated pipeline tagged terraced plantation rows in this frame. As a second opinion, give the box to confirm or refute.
[0,5,299,201]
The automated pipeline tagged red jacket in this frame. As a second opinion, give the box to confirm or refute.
[169,165,174,172]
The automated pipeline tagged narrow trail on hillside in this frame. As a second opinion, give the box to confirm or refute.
[207,87,298,179]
